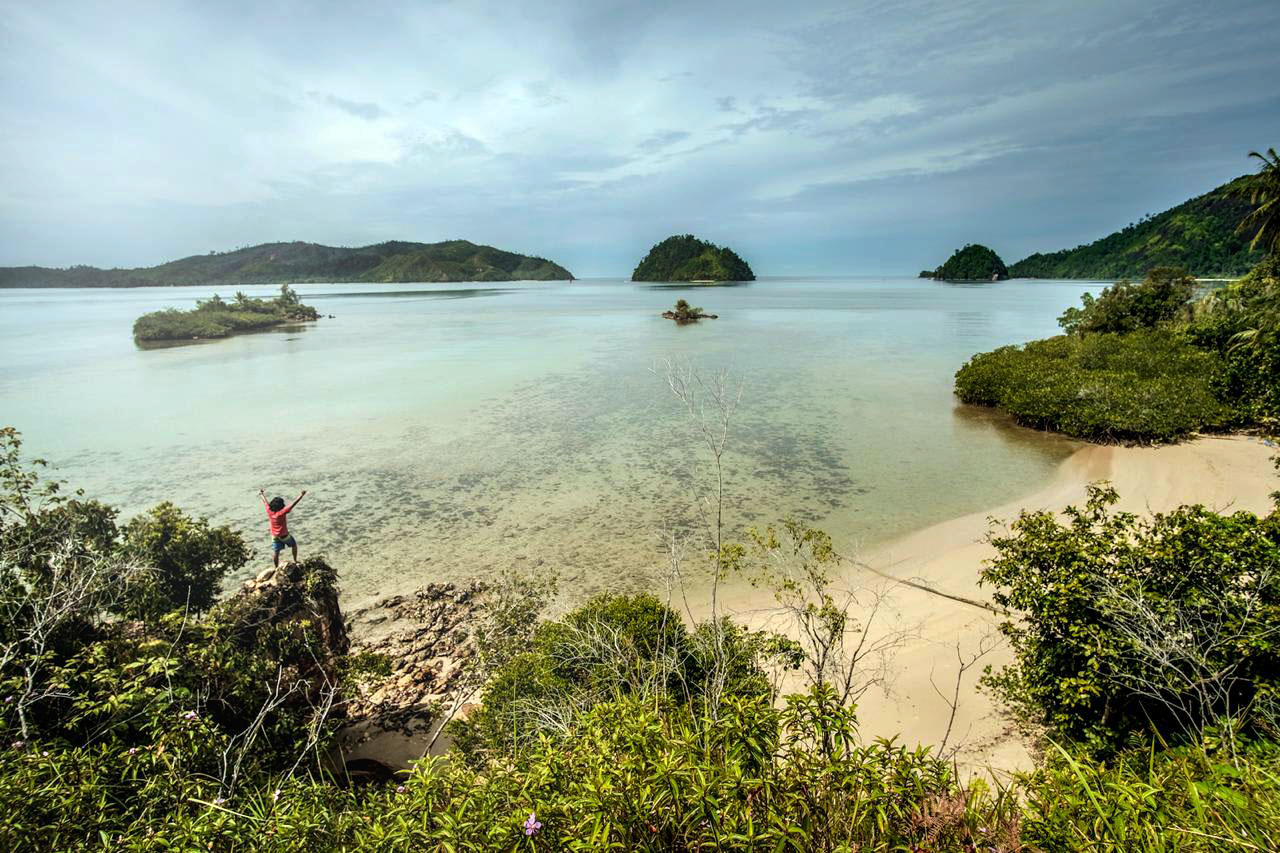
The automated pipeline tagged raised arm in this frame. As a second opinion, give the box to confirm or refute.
[258,488,269,507]
[288,489,307,512]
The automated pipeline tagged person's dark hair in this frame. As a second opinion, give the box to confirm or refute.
[269,496,285,512]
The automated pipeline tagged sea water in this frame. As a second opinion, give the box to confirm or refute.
[0,277,1098,604]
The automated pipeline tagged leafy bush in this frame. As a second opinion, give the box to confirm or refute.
[450,592,772,763]
[0,428,342,846]
[1057,266,1196,334]
[955,328,1233,442]
[1018,738,1280,850]
[981,482,1280,749]
[120,501,250,618]
[132,284,320,343]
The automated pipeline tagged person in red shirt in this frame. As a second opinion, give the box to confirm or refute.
[259,488,306,567]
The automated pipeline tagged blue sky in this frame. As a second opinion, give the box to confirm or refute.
[2,0,1278,275]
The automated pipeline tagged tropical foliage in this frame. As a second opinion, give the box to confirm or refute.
[953,326,1233,443]
[132,284,320,344]
[923,244,1009,281]
[1056,266,1196,334]
[957,178,1280,444]
[1009,175,1263,279]
[1236,148,1280,256]
[4,425,1280,848]
[0,239,573,288]
[982,482,1280,749]
[632,235,755,282]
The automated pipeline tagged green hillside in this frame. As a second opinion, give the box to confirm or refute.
[922,244,1009,281]
[0,239,574,287]
[1010,176,1263,279]
[631,235,755,282]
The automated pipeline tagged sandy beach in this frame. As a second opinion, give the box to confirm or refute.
[714,434,1278,776]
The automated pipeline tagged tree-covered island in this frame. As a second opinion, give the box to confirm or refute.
[133,285,320,345]
[631,235,755,282]
[921,244,1010,281]
[0,239,574,288]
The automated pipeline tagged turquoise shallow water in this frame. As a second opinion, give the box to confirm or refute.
[0,277,1098,603]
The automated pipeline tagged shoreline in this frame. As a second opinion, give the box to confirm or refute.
[711,434,1277,775]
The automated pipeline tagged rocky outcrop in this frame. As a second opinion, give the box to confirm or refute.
[218,565,488,775]
[213,556,349,700]
[340,583,486,771]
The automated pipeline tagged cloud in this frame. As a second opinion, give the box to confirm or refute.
[637,130,691,152]
[1,0,1278,274]
[310,92,389,120]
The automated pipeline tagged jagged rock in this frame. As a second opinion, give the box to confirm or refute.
[212,557,349,704]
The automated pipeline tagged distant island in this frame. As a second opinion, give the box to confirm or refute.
[632,235,755,282]
[133,285,319,345]
[0,239,574,288]
[1008,176,1262,279]
[921,244,1009,281]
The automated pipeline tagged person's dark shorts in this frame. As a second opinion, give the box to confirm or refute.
[272,535,297,553]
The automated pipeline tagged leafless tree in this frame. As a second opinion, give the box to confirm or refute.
[655,359,744,717]
[929,629,1001,760]
[656,359,742,615]
[1099,567,1280,763]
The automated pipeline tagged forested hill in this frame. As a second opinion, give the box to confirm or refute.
[0,240,574,287]
[631,235,755,282]
[1009,176,1263,279]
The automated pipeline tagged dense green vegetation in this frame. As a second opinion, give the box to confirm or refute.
[983,482,1280,750]
[1009,176,1263,279]
[4,419,1280,849]
[956,256,1279,442]
[0,239,573,288]
[921,244,1009,281]
[958,155,1280,443]
[132,285,320,344]
[1057,266,1196,334]
[632,235,755,282]
[954,326,1233,442]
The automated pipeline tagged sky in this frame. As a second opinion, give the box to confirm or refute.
[2,0,1279,276]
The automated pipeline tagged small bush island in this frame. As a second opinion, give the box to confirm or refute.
[133,284,319,343]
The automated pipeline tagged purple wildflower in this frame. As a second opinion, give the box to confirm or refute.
[3,695,12,702]
[523,811,542,836]
[127,747,138,755]
[181,710,198,721]
[214,796,227,806]
[395,785,406,794]
[41,750,49,757]
[10,740,23,749]
[272,789,281,802]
